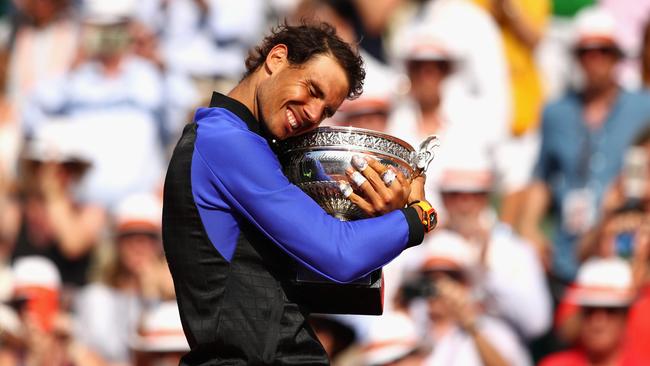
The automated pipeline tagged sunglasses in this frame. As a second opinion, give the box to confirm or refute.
[574,47,621,58]
[407,60,453,74]
[581,306,628,317]
[422,269,467,284]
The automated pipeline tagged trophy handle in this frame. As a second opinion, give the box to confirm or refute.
[412,135,439,175]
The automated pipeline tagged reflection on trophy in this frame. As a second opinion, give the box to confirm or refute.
[275,126,438,315]
[276,126,439,220]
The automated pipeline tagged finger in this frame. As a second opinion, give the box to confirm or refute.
[363,158,396,205]
[346,168,383,207]
[390,166,410,202]
[348,191,379,216]
[352,156,386,191]
[408,174,426,202]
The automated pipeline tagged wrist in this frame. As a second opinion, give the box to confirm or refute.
[408,200,437,233]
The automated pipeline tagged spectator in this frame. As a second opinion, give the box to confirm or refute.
[400,235,532,366]
[10,121,105,288]
[520,6,650,282]
[74,192,172,365]
[0,256,105,366]
[135,0,267,96]
[540,257,648,366]
[435,146,552,340]
[472,0,550,227]
[419,0,512,149]
[309,315,358,365]
[130,301,189,366]
[23,0,167,208]
[360,311,429,366]
[6,0,78,113]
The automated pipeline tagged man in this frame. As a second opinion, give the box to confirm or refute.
[435,147,551,341]
[162,22,434,365]
[540,258,647,366]
[520,6,650,281]
[400,235,531,366]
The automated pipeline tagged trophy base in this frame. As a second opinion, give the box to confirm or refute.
[288,269,383,315]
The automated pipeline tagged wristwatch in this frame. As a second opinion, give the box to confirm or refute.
[408,200,437,233]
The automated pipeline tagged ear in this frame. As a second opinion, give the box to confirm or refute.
[264,44,289,75]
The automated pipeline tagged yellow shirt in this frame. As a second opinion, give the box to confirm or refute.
[474,0,549,136]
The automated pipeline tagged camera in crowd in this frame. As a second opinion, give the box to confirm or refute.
[400,275,438,302]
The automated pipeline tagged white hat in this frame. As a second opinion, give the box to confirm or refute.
[82,0,137,25]
[415,230,478,272]
[361,312,424,366]
[114,192,162,234]
[12,256,61,290]
[394,22,456,62]
[25,120,92,165]
[438,146,493,193]
[572,6,621,51]
[130,301,189,353]
[567,257,634,307]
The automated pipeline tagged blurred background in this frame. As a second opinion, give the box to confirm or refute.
[1,0,650,365]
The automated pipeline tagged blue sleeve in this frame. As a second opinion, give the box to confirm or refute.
[194,118,424,283]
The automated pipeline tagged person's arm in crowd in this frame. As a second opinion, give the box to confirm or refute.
[0,171,20,250]
[490,0,548,49]
[519,181,552,267]
[464,6,512,145]
[483,233,552,339]
[40,163,105,259]
[193,123,427,283]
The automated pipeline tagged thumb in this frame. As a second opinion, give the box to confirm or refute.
[408,174,426,202]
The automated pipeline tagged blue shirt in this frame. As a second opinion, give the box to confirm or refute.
[534,88,650,280]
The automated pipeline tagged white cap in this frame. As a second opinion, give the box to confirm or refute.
[114,192,162,234]
[414,230,478,272]
[130,301,189,353]
[82,0,137,25]
[25,120,92,165]
[394,22,456,62]
[12,256,61,290]
[567,257,634,307]
[439,146,493,193]
[572,6,621,51]
[361,312,423,366]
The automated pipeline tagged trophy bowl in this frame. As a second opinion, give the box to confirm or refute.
[275,126,438,220]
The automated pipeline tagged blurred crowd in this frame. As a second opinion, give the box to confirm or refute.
[1,0,650,365]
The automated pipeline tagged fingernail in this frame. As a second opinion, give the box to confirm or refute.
[351,155,368,171]
[338,180,353,198]
[350,171,367,187]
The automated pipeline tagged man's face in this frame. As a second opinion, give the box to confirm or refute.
[256,48,349,140]
[407,60,451,109]
[580,306,628,357]
[575,45,620,89]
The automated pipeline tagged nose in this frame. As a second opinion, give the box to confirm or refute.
[304,100,327,125]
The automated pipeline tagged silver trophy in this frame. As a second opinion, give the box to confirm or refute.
[276,126,439,220]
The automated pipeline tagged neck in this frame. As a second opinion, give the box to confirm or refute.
[583,81,618,104]
[100,54,125,77]
[228,75,261,121]
[418,98,442,133]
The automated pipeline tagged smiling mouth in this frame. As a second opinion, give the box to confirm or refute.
[286,108,300,130]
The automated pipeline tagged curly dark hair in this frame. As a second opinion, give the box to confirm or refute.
[244,21,365,99]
